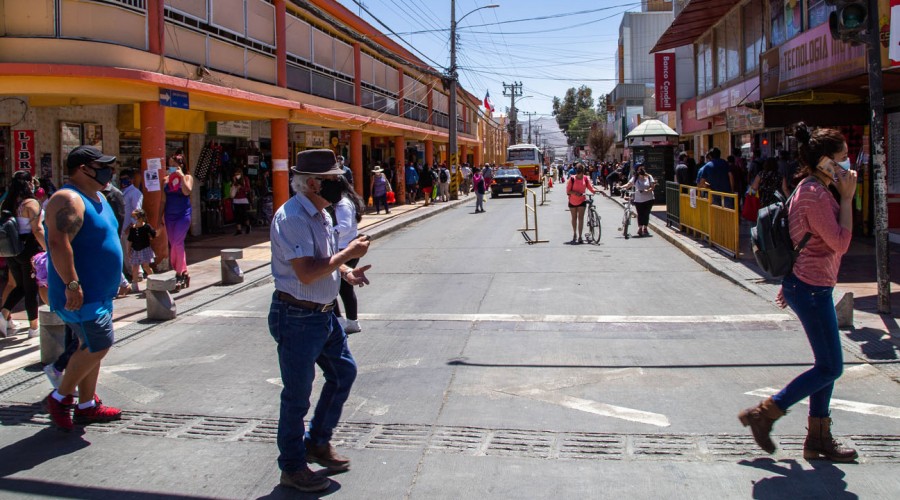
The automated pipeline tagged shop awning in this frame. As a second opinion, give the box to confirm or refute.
[651,0,736,53]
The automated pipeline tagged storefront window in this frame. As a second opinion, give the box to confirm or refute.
[715,16,740,86]
[696,35,713,94]
[770,0,786,46]
[808,0,835,29]
[743,0,765,72]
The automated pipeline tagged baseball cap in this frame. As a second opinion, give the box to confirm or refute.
[67,145,116,170]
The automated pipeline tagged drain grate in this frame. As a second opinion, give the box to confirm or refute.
[3,402,899,464]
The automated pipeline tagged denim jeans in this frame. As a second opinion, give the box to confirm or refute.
[773,274,843,417]
[268,293,357,472]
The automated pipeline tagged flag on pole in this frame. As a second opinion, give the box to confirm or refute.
[483,91,495,113]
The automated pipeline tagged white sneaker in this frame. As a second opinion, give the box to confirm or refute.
[7,319,20,334]
[43,364,62,389]
[27,328,39,339]
[344,319,361,334]
[0,316,7,338]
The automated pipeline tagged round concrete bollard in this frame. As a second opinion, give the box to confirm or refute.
[221,248,244,285]
[146,271,178,321]
[38,305,66,365]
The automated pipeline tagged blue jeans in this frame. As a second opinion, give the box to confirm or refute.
[268,293,357,472]
[773,274,843,417]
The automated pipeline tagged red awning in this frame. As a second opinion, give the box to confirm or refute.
[651,0,736,53]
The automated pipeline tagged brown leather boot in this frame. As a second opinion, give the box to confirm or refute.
[738,397,785,453]
[306,442,351,471]
[280,465,331,492]
[803,417,858,462]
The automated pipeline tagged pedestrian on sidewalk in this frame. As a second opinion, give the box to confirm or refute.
[621,165,656,237]
[419,164,435,207]
[473,167,486,213]
[127,209,156,294]
[119,169,143,279]
[269,149,372,493]
[162,150,193,291]
[0,170,46,338]
[438,164,450,202]
[566,164,596,244]
[231,168,252,236]
[404,162,419,204]
[369,165,391,215]
[750,158,784,207]
[42,145,123,431]
[739,124,859,462]
[334,176,366,334]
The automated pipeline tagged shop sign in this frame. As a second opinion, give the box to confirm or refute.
[292,130,306,143]
[159,89,189,110]
[696,78,759,120]
[726,107,763,132]
[14,130,35,174]
[654,52,676,112]
[762,21,866,99]
[339,131,351,144]
[306,131,326,148]
[680,97,708,135]
[214,121,251,138]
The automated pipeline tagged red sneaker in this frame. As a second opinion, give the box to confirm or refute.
[74,402,122,424]
[43,392,75,432]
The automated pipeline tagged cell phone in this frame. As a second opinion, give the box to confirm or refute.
[357,234,371,241]
[816,157,837,179]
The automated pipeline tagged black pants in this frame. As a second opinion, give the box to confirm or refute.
[233,202,250,228]
[374,194,389,213]
[634,200,653,226]
[335,257,360,320]
[2,234,41,321]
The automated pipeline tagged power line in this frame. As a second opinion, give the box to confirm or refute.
[346,0,445,70]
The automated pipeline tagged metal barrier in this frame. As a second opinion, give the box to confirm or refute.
[665,181,680,228]
[519,187,549,244]
[676,185,740,258]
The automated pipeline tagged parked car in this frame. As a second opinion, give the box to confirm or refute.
[490,168,526,198]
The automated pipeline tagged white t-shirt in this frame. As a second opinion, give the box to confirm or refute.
[630,175,655,203]
[334,197,358,250]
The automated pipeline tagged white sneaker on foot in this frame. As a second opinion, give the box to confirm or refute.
[43,364,62,389]
[27,328,39,339]
[344,319,361,334]
[0,316,8,338]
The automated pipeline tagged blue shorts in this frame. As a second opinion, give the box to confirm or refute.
[65,312,114,353]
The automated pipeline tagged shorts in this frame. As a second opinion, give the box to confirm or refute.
[32,251,48,287]
[568,202,585,209]
[130,246,156,266]
[66,312,114,353]
[422,187,433,196]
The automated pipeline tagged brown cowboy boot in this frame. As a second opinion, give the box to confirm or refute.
[803,417,858,462]
[738,397,785,453]
[306,442,351,471]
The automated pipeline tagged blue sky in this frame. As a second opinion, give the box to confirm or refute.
[336,0,642,146]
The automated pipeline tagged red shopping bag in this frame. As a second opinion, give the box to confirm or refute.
[386,191,396,204]
[742,192,760,222]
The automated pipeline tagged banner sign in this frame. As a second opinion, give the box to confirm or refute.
[696,78,759,120]
[14,130,36,175]
[655,52,676,112]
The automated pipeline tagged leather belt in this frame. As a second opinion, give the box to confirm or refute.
[276,291,334,312]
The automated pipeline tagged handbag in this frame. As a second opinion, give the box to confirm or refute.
[386,191,396,204]
[742,191,760,222]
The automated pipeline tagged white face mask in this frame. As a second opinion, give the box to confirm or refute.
[837,159,851,170]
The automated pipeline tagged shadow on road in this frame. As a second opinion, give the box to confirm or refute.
[0,426,89,479]
[738,457,857,499]
[0,476,219,499]
[446,358,898,369]
[256,480,342,499]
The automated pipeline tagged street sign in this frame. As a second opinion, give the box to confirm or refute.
[159,89,190,109]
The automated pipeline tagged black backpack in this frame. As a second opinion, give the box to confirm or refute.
[750,179,815,278]
[439,169,448,183]
[0,210,23,258]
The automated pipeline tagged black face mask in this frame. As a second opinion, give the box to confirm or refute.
[318,179,344,204]
[89,166,114,187]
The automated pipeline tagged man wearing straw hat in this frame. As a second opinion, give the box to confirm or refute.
[268,149,372,492]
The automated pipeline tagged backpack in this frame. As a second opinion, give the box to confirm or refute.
[439,168,448,183]
[750,179,815,278]
[0,210,23,258]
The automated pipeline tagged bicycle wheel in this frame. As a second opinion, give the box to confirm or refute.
[622,208,630,239]
[587,212,598,243]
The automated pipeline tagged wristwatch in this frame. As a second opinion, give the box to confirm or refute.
[66,280,81,291]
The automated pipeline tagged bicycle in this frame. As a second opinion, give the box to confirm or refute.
[619,189,636,239]
[583,194,601,244]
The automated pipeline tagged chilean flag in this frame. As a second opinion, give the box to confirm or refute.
[484,90,495,113]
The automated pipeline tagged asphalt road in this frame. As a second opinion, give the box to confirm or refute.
[0,186,898,499]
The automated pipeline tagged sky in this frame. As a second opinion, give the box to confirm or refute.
[335,0,643,147]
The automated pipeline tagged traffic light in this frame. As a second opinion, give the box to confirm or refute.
[827,0,868,45]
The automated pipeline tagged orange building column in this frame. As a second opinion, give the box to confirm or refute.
[474,142,483,167]
[147,0,164,55]
[460,145,468,166]
[350,130,363,195]
[425,140,434,168]
[140,101,168,261]
[272,119,290,211]
[394,136,406,204]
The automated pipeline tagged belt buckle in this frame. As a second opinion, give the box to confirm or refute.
[320,302,334,313]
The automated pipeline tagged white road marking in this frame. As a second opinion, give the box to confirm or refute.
[266,358,421,387]
[101,371,164,404]
[103,354,227,373]
[266,377,283,388]
[357,313,793,323]
[746,387,900,419]
[198,310,792,324]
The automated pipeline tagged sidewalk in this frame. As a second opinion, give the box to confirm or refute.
[0,194,472,377]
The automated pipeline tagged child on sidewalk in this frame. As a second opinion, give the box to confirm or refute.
[127,208,156,293]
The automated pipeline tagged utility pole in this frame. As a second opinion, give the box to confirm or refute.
[503,81,522,146]
[523,111,537,144]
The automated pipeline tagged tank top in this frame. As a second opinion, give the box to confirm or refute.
[15,200,37,234]
[165,177,192,218]
[373,175,387,196]
[46,185,123,322]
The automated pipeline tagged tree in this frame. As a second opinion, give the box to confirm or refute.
[588,127,616,162]
[566,108,598,148]
[552,86,595,145]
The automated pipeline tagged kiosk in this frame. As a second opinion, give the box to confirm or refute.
[625,120,679,203]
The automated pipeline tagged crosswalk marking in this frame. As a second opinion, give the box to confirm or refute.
[746,387,900,419]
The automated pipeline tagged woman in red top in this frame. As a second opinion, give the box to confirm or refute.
[566,165,596,244]
[739,124,858,462]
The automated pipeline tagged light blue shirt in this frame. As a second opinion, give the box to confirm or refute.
[270,192,340,304]
[334,197,358,250]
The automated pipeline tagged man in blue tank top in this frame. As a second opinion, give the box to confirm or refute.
[42,145,124,432]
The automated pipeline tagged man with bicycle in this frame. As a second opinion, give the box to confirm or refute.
[566,164,596,244]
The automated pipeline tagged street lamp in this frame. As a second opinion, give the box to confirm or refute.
[449,2,499,170]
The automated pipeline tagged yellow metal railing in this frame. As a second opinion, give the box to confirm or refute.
[519,188,549,244]
[678,185,740,257]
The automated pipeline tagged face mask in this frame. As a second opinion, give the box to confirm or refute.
[120,178,131,188]
[168,166,178,174]
[235,175,242,180]
[89,166,114,187]
[317,179,344,204]
[837,159,851,170]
